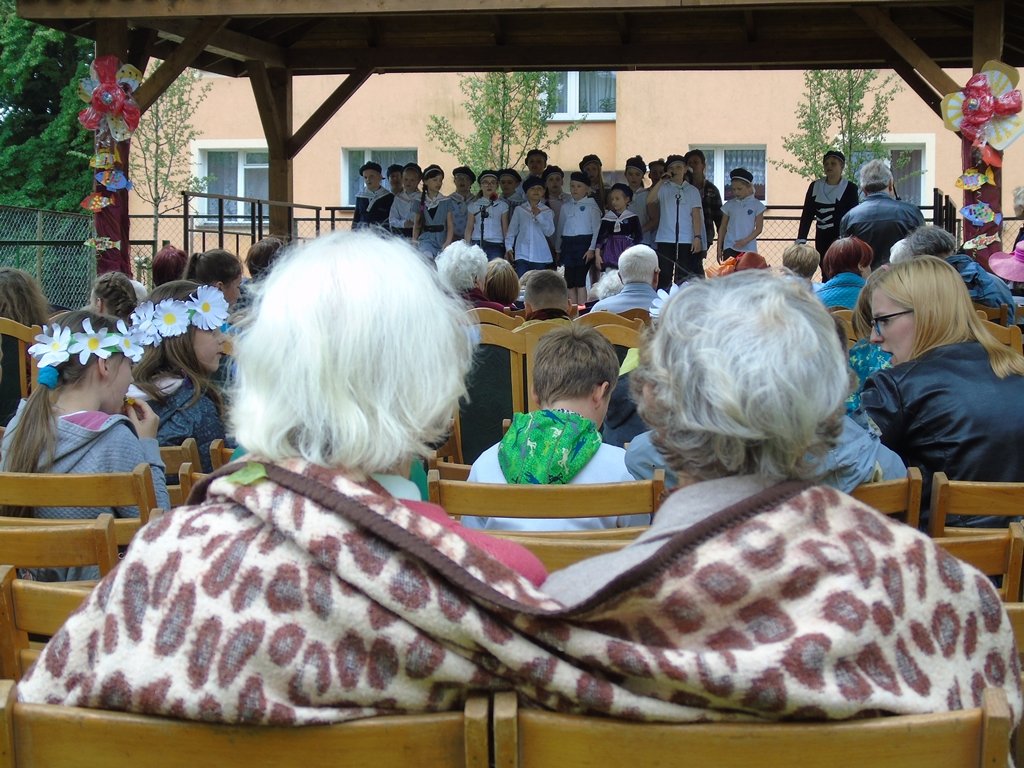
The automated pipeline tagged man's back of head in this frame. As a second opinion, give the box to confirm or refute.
[525,270,570,311]
[617,245,659,286]
[858,159,894,196]
[906,225,956,260]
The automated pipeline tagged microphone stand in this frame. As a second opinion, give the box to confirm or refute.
[674,191,681,284]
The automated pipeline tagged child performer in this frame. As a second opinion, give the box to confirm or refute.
[499,169,525,212]
[646,154,705,287]
[386,164,403,194]
[449,166,476,242]
[542,166,572,224]
[505,177,556,278]
[412,164,455,259]
[352,161,394,231]
[579,154,606,211]
[717,168,766,262]
[556,171,602,306]
[388,162,422,238]
[524,149,548,181]
[624,155,652,247]
[465,170,509,261]
[596,183,643,271]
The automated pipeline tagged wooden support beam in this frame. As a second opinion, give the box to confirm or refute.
[744,9,756,44]
[285,69,372,159]
[94,19,128,57]
[973,0,1004,72]
[147,18,287,67]
[855,6,960,96]
[126,26,157,74]
[134,18,227,112]
[890,58,942,117]
[248,61,286,151]
[250,67,294,238]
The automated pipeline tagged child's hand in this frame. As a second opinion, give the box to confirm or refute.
[505,250,515,261]
[584,249,596,263]
[124,398,159,441]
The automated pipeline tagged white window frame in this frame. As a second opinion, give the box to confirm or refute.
[880,133,935,207]
[340,147,418,206]
[550,71,616,122]
[191,139,269,219]
[694,145,769,204]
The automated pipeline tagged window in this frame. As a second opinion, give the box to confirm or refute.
[341,148,418,206]
[550,72,616,121]
[195,143,269,219]
[699,147,768,202]
[887,146,927,206]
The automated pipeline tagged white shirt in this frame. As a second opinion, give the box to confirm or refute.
[628,186,650,229]
[506,203,555,262]
[721,194,766,252]
[467,197,509,243]
[556,196,602,250]
[389,191,418,230]
[654,181,703,245]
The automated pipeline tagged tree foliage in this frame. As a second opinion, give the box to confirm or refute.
[774,69,903,182]
[427,72,578,172]
[0,0,93,211]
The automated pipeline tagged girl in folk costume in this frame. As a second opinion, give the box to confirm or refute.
[579,154,607,212]
[797,150,860,257]
[505,177,556,278]
[465,170,510,261]
[352,161,394,231]
[556,171,602,306]
[412,164,455,259]
[596,183,643,271]
[448,166,477,242]
[542,165,572,224]
[624,155,654,246]
[388,162,422,238]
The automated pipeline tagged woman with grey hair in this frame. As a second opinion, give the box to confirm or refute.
[437,239,506,310]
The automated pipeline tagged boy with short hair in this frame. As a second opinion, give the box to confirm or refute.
[352,161,394,231]
[556,171,602,306]
[782,242,821,281]
[522,269,572,325]
[463,324,646,532]
[388,162,422,238]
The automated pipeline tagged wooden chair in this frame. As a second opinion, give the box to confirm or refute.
[0,463,158,547]
[974,301,1010,326]
[0,565,93,679]
[428,469,664,525]
[426,424,464,467]
[513,320,565,411]
[458,324,527,463]
[425,455,472,482]
[850,466,923,528]
[469,307,524,330]
[979,318,1023,355]
[491,688,1011,768]
[160,438,202,506]
[177,462,209,504]
[933,524,1024,601]
[588,323,644,353]
[929,472,1024,538]
[0,513,117,577]
[489,533,631,570]
[830,308,858,348]
[0,318,41,401]
[1003,601,1024,766]
[0,679,490,768]
[575,312,644,331]
[208,438,236,470]
[618,308,651,325]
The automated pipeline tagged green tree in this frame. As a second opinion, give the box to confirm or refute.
[131,64,212,264]
[773,69,903,182]
[427,72,578,172]
[0,0,93,211]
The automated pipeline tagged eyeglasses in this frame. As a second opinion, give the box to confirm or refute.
[872,309,914,336]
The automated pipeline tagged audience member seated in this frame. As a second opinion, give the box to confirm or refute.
[235,237,286,314]
[906,225,1014,323]
[0,267,50,426]
[522,270,572,325]
[816,236,872,309]
[19,231,547,722]
[0,309,169,579]
[846,269,891,413]
[862,255,1024,512]
[130,281,232,473]
[589,245,659,314]
[437,240,506,311]
[839,159,925,270]
[89,271,138,322]
[184,248,244,308]
[483,257,520,309]
[587,268,623,307]
[152,243,188,287]
[888,236,913,264]
[781,242,820,282]
[463,325,648,532]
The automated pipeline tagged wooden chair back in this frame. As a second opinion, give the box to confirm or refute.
[929,472,1024,537]
[850,466,923,528]
[458,324,527,463]
[0,318,41,399]
[512,320,565,411]
[491,688,1011,768]
[830,308,858,348]
[978,318,1023,355]
[428,470,664,523]
[425,456,472,482]
[575,312,644,331]
[933,523,1024,601]
[160,438,202,506]
[0,566,92,679]
[489,534,630,570]
[1004,601,1024,766]
[588,323,644,355]
[974,302,1010,326]
[618,308,651,325]
[0,679,490,768]
[177,462,209,504]
[208,438,236,470]
[469,307,524,330]
[0,513,117,576]
[0,463,157,547]
[427,424,464,467]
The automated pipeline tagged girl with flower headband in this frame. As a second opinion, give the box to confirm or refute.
[130,280,232,474]
[0,310,170,577]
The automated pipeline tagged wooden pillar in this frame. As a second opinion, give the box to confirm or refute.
[250,63,293,239]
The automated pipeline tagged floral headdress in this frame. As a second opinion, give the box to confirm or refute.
[28,285,229,386]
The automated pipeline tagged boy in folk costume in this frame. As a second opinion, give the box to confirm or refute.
[449,166,477,242]
[352,161,394,231]
[556,171,602,306]
[412,164,455,260]
[388,161,422,238]
[797,150,860,257]
[647,154,705,288]
[505,177,556,278]
[596,183,643,271]
[718,167,766,262]
[465,170,510,261]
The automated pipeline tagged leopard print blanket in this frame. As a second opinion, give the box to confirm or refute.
[18,459,1022,726]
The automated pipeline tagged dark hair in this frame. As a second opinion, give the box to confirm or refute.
[683,149,707,164]
[91,271,137,321]
[0,268,49,326]
[152,244,189,286]
[184,248,242,286]
[822,237,873,281]
[246,237,285,281]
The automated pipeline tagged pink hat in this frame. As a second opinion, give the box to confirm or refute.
[989,242,1024,282]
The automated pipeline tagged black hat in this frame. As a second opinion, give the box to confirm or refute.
[729,167,754,184]
[526,148,548,162]
[569,171,589,185]
[423,164,444,180]
[666,154,687,169]
[625,155,647,173]
[498,168,522,182]
[823,150,846,165]
[402,162,423,176]
[359,161,382,175]
[452,165,476,182]
[541,165,564,180]
[649,157,667,169]
[478,169,499,182]
[579,154,602,171]
[523,177,545,192]
[609,182,634,200]
[386,164,403,176]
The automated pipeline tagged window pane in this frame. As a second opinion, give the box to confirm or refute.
[245,151,269,166]
[206,151,238,216]
[551,72,569,114]
[891,149,922,206]
[343,149,418,205]
[578,71,616,114]
[722,149,766,201]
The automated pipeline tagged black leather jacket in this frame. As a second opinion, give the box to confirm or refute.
[861,342,1024,509]
[838,192,925,270]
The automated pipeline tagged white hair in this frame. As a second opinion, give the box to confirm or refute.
[128,279,148,303]
[633,271,848,482]
[888,237,913,264]
[617,245,659,284]
[858,159,893,194]
[436,240,488,294]
[590,269,624,301]
[231,231,474,472]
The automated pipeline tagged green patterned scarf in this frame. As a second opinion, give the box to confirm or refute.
[497,409,602,484]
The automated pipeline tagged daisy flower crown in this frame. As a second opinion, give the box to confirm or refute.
[28,285,230,371]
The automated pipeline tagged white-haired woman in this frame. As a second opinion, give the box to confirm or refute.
[20,231,546,723]
[437,240,506,310]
